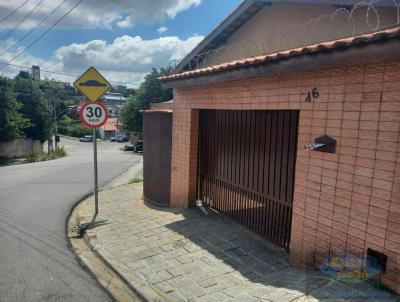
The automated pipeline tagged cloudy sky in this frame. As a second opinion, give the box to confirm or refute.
[0,0,240,87]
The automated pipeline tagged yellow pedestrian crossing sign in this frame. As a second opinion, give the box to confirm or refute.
[74,67,111,102]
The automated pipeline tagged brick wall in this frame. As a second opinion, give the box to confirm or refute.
[170,58,400,293]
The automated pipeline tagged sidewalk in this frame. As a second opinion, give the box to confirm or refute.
[76,184,399,302]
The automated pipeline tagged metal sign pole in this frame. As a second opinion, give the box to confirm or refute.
[74,67,111,236]
[93,127,99,217]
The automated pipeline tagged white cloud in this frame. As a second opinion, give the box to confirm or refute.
[0,0,202,29]
[55,35,203,73]
[0,40,45,76]
[157,26,168,34]
[0,34,204,87]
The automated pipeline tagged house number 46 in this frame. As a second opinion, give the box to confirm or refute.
[305,88,319,103]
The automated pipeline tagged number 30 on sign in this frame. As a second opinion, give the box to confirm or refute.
[80,101,109,128]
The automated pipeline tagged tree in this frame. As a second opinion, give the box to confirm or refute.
[121,68,172,132]
[0,76,30,141]
[39,80,69,121]
[14,73,52,143]
[120,97,143,132]
[110,85,135,97]
[0,72,74,143]
[134,68,172,103]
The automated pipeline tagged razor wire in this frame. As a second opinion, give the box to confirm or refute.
[169,0,400,73]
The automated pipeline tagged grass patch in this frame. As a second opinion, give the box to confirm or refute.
[128,177,143,184]
[0,156,10,166]
[368,279,396,293]
[27,147,67,162]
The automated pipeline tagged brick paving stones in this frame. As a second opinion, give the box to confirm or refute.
[79,184,399,302]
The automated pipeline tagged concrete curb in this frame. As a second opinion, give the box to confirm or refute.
[68,197,145,302]
[66,193,118,302]
[66,161,159,302]
[83,229,166,302]
[69,186,166,302]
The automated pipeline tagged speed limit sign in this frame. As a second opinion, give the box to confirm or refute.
[80,101,109,128]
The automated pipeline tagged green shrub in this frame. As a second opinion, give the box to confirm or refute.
[54,146,66,157]
[128,177,143,184]
[27,147,66,162]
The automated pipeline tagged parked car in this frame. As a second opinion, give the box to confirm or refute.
[110,135,129,142]
[124,141,143,153]
[134,141,143,153]
[79,135,93,142]
[115,135,129,143]
[123,144,134,151]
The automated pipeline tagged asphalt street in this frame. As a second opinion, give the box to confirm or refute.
[0,138,143,302]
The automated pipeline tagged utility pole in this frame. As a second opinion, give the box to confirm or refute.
[53,97,58,150]
[116,95,121,134]
[46,91,54,153]
[47,91,58,151]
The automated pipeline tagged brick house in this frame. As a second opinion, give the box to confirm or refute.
[159,0,400,293]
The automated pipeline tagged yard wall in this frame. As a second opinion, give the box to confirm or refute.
[0,138,42,159]
[170,58,400,293]
[143,111,172,207]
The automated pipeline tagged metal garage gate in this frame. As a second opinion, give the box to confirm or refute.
[197,110,299,251]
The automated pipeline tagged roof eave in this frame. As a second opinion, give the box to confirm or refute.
[172,0,398,74]
[161,37,400,89]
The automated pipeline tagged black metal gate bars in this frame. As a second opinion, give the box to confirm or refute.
[198,110,299,251]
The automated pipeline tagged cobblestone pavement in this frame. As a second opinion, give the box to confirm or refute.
[78,184,399,302]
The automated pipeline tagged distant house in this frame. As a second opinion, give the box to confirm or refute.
[100,92,127,116]
[159,0,400,294]
[98,117,118,140]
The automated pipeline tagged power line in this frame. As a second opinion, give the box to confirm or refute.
[0,61,142,86]
[4,0,82,63]
[0,0,69,58]
[0,0,142,87]
[0,0,46,42]
[0,0,31,25]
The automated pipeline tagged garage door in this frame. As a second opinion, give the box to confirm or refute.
[198,110,299,251]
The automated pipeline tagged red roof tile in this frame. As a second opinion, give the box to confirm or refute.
[160,27,400,82]
[103,118,118,131]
